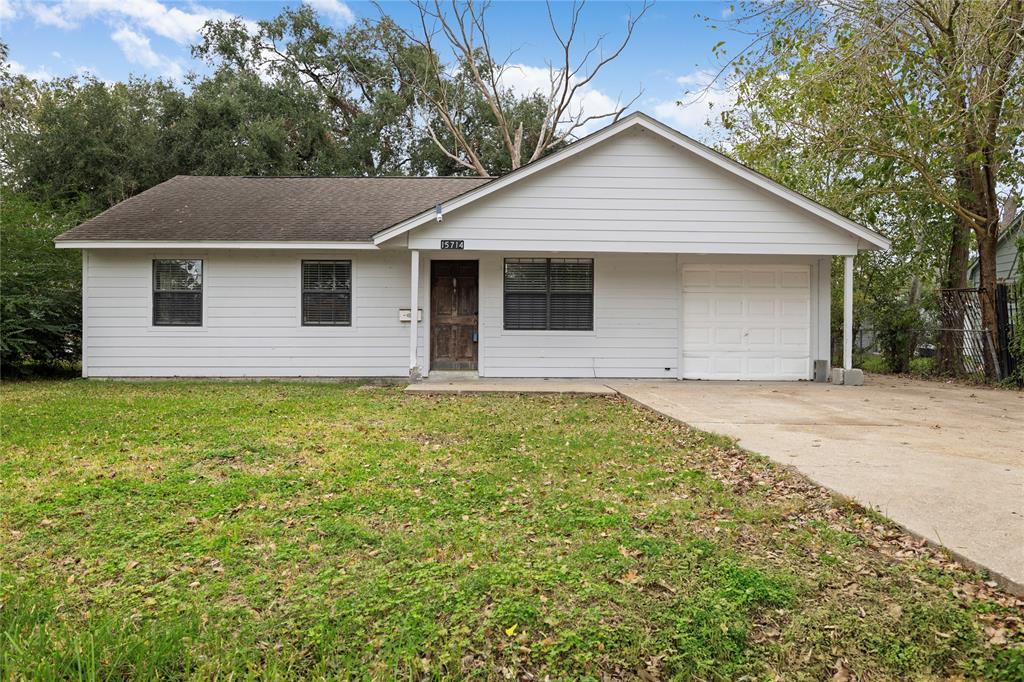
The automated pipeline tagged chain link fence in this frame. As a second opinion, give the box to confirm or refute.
[853,284,1019,383]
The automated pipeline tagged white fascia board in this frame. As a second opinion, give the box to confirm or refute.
[54,240,379,250]
[373,112,891,252]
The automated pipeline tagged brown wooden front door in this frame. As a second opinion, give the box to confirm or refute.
[430,260,478,371]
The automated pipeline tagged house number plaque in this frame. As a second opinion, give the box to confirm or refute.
[440,240,464,250]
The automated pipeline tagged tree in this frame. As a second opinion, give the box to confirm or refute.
[194,8,427,176]
[707,0,1024,378]
[0,188,86,374]
[2,42,369,206]
[161,69,348,176]
[2,73,182,214]
[384,0,650,176]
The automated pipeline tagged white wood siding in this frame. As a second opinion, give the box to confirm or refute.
[408,129,861,256]
[970,236,1020,285]
[83,249,422,377]
[429,253,680,378]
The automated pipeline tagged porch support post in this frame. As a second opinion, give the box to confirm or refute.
[409,249,420,378]
[843,254,854,371]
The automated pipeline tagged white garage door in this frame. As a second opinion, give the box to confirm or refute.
[681,264,811,380]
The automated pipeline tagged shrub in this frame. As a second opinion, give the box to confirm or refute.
[1011,272,1024,386]
[872,295,926,374]
[0,189,86,375]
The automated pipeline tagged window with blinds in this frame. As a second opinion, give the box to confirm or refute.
[153,259,203,326]
[504,258,593,330]
[302,260,352,326]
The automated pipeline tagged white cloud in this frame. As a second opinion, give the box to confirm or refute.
[8,58,54,81]
[498,63,629,136]
[23,0,247,43]
[111,25,183,80]
[24,0,76,29]
[0,0,17,21]
[304,0,354,24]
[649,69,736,140]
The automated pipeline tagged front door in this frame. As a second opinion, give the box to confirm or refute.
[430,260,478,370]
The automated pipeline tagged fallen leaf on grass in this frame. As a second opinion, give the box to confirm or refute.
[830,659,852,682]
[987,627,1008,646]
[618,545,640,559]
[617,570,642,585]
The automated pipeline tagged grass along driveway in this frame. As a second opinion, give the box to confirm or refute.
[1,381,1022,680]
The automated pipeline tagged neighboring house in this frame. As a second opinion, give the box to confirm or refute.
[55,113,889,380]
[968,211,1022,287]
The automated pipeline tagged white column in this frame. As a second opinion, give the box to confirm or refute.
[409,249,420,376]
[843,254,854,371]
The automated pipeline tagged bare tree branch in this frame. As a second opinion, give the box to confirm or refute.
[382,0,650,175]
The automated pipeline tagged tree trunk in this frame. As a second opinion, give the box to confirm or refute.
[937,218,971,375]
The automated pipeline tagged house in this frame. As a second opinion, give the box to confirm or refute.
[54,113,889,381]
[968,211,1021,287]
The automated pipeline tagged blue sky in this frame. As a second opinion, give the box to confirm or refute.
[1,0,742,139]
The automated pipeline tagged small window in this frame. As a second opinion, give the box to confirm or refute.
[302,260,352,326]
[504,258,593,330]
[153,259,202,326]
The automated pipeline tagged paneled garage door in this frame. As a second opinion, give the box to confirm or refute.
[681,264,811,380]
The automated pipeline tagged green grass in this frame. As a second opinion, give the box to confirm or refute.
[857,354,890,374]
[1,381,1021,680]
[857,355,939,378]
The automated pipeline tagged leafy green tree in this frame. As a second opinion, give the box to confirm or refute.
[0,189,86,374]
[161,69,347,176]
[194,9,425,176]
[3,74,181,214]
[706,0,1024,377]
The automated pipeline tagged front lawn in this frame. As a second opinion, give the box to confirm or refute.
[1,381,1021,680]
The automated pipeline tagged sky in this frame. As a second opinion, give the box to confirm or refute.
[1,0,744,141]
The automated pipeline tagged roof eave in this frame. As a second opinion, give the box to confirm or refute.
[54,239,380,250]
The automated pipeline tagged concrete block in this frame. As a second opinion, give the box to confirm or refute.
[829,368,864,386]
[813,359,829,383]
[844,368,864,386]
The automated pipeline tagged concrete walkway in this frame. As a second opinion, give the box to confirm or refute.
[407,376,616,395]
[610,376,1024,594]
[407,374,1024,593]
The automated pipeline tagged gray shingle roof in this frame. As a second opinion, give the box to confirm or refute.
[55,175,492,242]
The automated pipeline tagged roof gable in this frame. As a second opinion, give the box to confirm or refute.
[374,112,890,252]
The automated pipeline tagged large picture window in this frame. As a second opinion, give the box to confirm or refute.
[302,260,352,326]
[504,258,593,331]
[153,259,203,326]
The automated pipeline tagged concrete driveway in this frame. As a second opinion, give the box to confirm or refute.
[610,376,1024,593]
